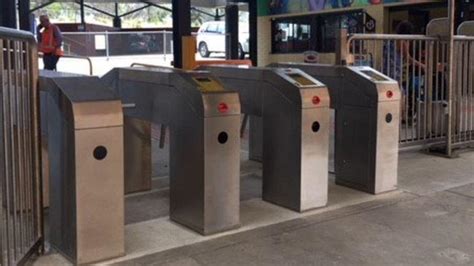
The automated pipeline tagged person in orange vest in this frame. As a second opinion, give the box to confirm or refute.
[37,15,64,71]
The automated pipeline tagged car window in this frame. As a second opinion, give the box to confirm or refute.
[207,23,218,33]
[217,23,226,34]
[200,24,209,33]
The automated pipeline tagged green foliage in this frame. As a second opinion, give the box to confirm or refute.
[31,2,234,28]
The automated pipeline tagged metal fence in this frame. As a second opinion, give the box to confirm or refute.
[62,30,173,58]
[347,34,474,152]
[452,36,474,148]
[0,27,43,265]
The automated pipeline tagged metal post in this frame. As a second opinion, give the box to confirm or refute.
[105,31,110,60]
[225,4,239,60]
[113,3,122,28]
[163,30,167,61]
[248,0,258,66]
[446,0,456,157]
[172,0,191,68]
[80,0,85,30]
[335,28,348,65]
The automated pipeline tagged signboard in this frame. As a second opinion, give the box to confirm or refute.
[258,0,438,16]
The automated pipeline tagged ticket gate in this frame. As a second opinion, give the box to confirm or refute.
[199,66,331,212]
[273,63,400,194]
[39,71,125,264]
[101,67,241,235]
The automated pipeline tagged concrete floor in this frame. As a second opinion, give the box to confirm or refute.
[115,149,474,266]
[31,122,474,265]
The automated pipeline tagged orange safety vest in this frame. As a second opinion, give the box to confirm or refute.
[40,25,64,56]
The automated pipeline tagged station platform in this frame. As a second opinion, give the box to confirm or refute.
[32,123,474,265]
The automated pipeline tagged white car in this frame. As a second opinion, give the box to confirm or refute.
[196,21,249,59]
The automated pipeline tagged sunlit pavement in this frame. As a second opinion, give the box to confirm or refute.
[41,53,229,76]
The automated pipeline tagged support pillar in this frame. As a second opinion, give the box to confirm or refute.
[172,0,191,68]
[19,0,32,31]
[1,0,17,28]
[113,3,122,28]
[225,4,239,60]
[80,0,86,31]
[248,0,258,65]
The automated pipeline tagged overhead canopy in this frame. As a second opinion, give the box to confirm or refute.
[34,0,230,8]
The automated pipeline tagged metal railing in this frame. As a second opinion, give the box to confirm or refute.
[0,27,43,265]
[452,36,474,148]
[347,33,474,152]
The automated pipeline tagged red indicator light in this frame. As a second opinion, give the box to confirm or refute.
[218,103,229,113]
[312,96,321,105]
[386,90,394,99]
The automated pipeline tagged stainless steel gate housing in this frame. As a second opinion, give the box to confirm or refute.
[102,67,241,235]
[39,71,125,264]
[200,66,331,212]
[274,63,400,194]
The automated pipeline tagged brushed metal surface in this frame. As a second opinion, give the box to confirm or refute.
[200,66,331,212]
[203,116,241,234]
[273,63,400,195]
[300,106,330,210]
[75,126,125,264]
[124,117,152,194]
[41,73,125,264]
[374,101,399,193]
[248,116,263,162]
[458,21,474,36]
[102,67,241,235]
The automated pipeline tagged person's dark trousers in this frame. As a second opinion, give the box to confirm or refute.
[43,53,60,71]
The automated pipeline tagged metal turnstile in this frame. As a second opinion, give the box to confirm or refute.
[200,66,331,212]
[124,117,152,194]
[39,71,125,264]
[274,63,400,194]
[101,67,241,235]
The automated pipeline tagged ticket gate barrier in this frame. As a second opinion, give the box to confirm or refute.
[124,117,152,193]
[40,80,151,196]
[101,67,241,235]
[39,71,125,264]
[273,63,400,194]
[199,66,331,212]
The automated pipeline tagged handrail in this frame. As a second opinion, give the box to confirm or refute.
[62,30,173,35]
[130,62,165,68]
[0,26,36,43]
[346,33,440,59]
[39,53,94,75]
[348,33,438,41]
[195,59,253,68]
[453,36,474,41]
[130,63,175,73]
[63,55,94,75]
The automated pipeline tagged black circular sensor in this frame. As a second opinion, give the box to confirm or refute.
[218,132,228,144]
[93,146,108,160]
[312,121,320,133]
[386,113,393,123]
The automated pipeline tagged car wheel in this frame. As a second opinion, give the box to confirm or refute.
[238,44,245,59]
[199,42,210,58]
